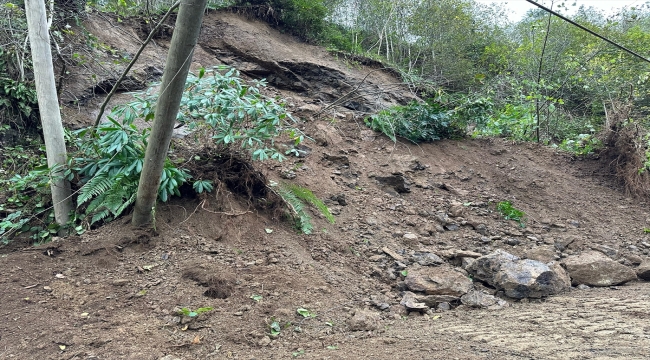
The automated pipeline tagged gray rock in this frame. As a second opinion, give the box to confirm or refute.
[577,284,590,290]
[445,224,460,231]
[400,291,428,311]
[468,249,519,286]
[404,265,473,297]
[525,246,557,263]
[562,251,637,286]
[411,252,444,266]
[460,290,501,308]
[636,261,650,281]
[494,259,570,299]
[435,212,450,225]
[468,250,570,299]
[504,238,521,246]
[475,224,489,236]
[347,309,381,331]
[448,202,465,217]
[437,302,451,311]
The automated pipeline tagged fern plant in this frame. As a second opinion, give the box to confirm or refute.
[274,182,334,234]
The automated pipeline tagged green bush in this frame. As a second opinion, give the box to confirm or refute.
[0,66,301,243]
[364,100,465,143]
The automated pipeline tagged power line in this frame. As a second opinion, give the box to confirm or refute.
[525,0,650,64]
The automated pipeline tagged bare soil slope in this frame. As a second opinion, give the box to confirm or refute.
[2,11,650,360]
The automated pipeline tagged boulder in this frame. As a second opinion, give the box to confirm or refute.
[468,250,570,299]
[562,251,637,286]
[467,249,519,286]
[404,265,473,297]
[493,259,570,299]
[635,261,650,281]
[347,309,381,331]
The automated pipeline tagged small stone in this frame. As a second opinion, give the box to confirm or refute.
[577,284,590,290]
[475,224,489,236]
[43,286,52,292]
[400,291,428,311]
[504,238,521,246]
[460,290,500,308]
[258,336,272,347]
[112,279,129,286]
[368,255,385,262]
[348,309,381,331]
[411,252,444,266]
[382,247,405,262]
[445,224,460,231]
[437,302,451,311]
[234,311,244,316]
[365,217,379,226]
[449,202,465,217]
[403,233,418,240]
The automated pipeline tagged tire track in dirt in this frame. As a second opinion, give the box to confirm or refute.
[424,283,650,359]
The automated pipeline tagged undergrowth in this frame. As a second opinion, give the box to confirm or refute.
[0,66,313,244]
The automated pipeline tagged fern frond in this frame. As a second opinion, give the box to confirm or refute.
[276,184,313,234]
[78,173,113,206]
[91,209,111,225]
[283,183,335,224]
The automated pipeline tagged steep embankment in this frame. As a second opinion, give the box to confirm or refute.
[1,10,650,360]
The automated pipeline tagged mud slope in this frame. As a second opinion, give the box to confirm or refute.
[2,10,650,360]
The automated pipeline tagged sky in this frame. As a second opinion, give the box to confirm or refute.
[475,0,646,21]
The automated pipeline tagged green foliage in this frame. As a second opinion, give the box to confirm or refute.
[558,133,602,155]
[474,103,537,141]
[0,139,57,243]
[0,47,38,128]
[296,308,316,318]
[179,66,303,162]
[274,182,334,234]
[365,100,465,143]
[496,201,526,227]
[177,306,213,318]
[70,107,191,226]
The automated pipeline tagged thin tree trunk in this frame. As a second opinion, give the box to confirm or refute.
[25,0,73,227]
[132,0,208,227]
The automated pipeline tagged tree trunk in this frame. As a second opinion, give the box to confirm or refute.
[25,0,72,227]
[131,0,207,227]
